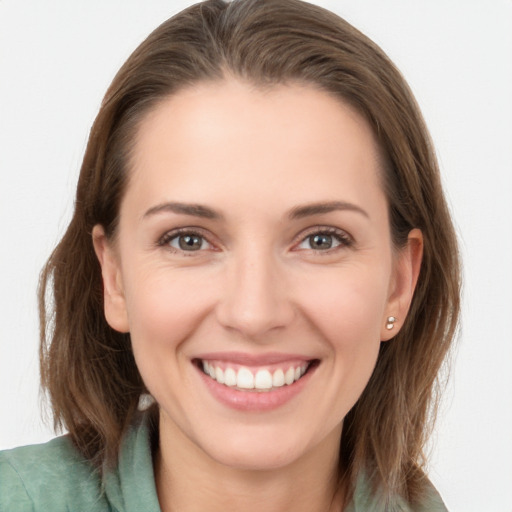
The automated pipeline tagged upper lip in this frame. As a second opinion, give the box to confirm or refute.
[193,351,315,366]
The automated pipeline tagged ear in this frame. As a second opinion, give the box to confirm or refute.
[92,225,130,333]
[381,228,423,341]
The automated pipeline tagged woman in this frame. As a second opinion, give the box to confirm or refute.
[0,0,460,510]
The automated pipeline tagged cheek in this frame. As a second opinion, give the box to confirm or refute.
[122,265,217,354]
[294,264,389,401]
[121,267,219,417]
[297,263,390,343]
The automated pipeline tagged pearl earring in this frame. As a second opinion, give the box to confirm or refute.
[386,316,397,330]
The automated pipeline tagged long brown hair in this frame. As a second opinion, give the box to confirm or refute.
[39,0,460,505]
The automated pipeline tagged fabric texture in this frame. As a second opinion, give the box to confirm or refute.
[0,415,447,512]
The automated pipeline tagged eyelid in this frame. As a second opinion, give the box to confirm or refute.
[157,226,217,253]
[156,225,353,254]
[292,226,354,251]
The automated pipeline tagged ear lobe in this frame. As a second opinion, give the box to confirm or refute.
[381,228,423,341]
[92,225,130,333]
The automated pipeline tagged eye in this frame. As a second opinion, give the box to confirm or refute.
[295,228,352,252]
[172,234,208,251]
[158,230,212,253]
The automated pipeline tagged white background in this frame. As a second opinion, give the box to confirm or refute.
[1,1,511,511]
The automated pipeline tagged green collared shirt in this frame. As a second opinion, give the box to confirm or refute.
[0,415,447,511]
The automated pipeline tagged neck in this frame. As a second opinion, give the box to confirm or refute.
[155,414,345,512]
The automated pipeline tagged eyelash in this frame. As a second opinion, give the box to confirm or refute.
[157,227,214,255]
[294,227,354,253]
[157,226,353,255]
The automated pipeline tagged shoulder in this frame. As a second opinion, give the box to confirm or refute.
[0,412,160,512]
[348,473,449,512]
[0,436,109,512]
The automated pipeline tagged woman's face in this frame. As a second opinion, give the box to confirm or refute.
[94,79,421,471]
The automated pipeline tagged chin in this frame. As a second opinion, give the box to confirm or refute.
[194,420,334,473]
[204,440,306,472]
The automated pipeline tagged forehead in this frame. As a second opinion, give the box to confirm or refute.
[134,79,379,159]
[124,78,385,218]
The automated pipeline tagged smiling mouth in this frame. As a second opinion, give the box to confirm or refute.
[195,359,319,392]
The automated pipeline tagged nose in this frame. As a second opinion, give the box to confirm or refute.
[215,247,295,340]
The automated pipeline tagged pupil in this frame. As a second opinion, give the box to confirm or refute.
[179,235,202,250]
[311,234,332,249]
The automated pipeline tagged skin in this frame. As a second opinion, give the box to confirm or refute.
[93,79,422,512]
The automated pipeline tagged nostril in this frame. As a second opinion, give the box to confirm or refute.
[215,301,296,339]
[214,263,295,338]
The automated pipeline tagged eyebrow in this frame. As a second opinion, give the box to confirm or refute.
[142,200,368,222]
[288,201,369,220]
[142,202,223,221]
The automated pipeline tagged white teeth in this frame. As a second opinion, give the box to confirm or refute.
[254,370,273,390]
[285,367,295,385]
[237,367,254,389]
[215,366,225,384]
[201,360,310,390]
[224,367,237,386]
[272,368,285,387]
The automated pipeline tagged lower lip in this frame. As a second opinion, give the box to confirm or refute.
[196,364,316,412]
